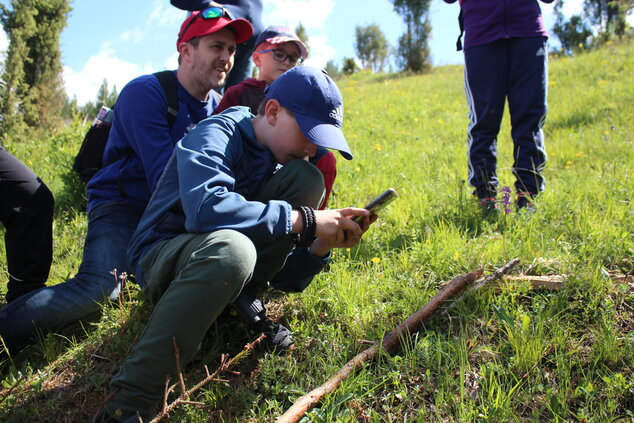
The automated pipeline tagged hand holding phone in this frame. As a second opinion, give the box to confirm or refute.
[352,188,398,223]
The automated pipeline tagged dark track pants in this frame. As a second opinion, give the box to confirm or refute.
[464,37,549,198]
[0,147,54,303]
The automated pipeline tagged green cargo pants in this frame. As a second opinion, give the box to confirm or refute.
[105,160,324,421]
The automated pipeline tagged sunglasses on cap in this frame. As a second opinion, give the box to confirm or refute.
[177,6,234,43]
[257,48,303,66]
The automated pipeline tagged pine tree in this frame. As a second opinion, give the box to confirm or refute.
[0,0,71,136]
[295,22,309,58]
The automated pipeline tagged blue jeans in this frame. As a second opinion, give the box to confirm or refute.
[0,202,144,351]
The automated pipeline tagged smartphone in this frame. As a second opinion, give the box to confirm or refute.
[352,188,398,223]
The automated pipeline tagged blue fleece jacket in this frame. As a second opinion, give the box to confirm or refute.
[128,107,329,289]
[128,107,289,282]
[86,71,217,213]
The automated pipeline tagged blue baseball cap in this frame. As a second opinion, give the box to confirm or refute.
[265,66,352,160]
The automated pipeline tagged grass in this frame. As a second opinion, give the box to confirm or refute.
[0,39,633,422]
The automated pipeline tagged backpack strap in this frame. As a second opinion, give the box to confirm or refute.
[153,70,179,128]
[456,9,464,51]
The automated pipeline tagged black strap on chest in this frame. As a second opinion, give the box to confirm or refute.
[456,9,464,51]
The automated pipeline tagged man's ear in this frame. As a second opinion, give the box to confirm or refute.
[265,99,281,125]
[178,42,193,64]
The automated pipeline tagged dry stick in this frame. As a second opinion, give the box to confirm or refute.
[276,269,483,423]
[149,334,266,423]
[441,258,520,317]
[172,337,187,395]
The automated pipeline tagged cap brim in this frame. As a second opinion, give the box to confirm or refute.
[268,37,308,58]
[295,112,352,160]
[220,18,253,44]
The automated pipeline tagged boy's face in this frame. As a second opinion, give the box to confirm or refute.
[268,105,317,164]
[188,28,237,90]
[253,42,301,85]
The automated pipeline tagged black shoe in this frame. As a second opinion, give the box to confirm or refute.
[88,409,141,423]
[252,318,295,352]
[233,288,295,353]
[516,192,536,213]
[478,197,499,216]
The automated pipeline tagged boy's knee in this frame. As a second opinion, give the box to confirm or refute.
[282,160,325,208]
[200,230,257,286]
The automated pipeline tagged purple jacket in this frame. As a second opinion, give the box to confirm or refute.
[444,0,554,49]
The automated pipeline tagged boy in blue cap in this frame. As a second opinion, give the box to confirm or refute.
[91,66,374,423]
[214,25,339,352]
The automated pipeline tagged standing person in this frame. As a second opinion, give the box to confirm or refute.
[90,66,374,423]
[171,0,264,90]
[0,11,253,353]
[444,0,553,213]
[0,148,54,303]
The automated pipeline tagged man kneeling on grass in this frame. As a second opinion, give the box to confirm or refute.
[90,66,377,423]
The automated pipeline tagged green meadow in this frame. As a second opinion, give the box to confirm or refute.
[0,40,632,422]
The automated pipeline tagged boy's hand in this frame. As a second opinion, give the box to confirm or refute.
[292,207,378,255]
[313,208,367,244]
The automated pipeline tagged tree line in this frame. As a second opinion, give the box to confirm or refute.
[0,0,631,138]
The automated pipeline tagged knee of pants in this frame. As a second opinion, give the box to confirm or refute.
[198,229,258,292]
[282,160,325,208]
[29,182,55,219]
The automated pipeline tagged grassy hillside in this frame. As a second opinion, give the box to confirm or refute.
[0,40,632,422]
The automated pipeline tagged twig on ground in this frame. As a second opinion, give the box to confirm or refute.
[172,337,187,395]
[276,269,483,423]
[441,258,520,317]
[504,275,565,290]
[0,374,27,407]
[149,334,265,423]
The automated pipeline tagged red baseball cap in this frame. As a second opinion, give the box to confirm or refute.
[176,11,253,50]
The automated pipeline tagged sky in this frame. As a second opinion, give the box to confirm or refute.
[0,0,584,106]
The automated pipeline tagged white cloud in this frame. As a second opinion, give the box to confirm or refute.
[148,0,186,27]
[165,51,179,70]
[120,27,146,45]
[63,47,155,105]
[561,0,583,17]
[263,0,335,30]
[302,35,336,69]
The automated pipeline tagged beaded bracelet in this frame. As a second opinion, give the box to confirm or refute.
[293,205,316,248]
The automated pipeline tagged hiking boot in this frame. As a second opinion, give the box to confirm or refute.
[88,409,141,423]
[516,192,536,212]
[478,197,499,216]
[251,318,295,352]
[232,288,295,353]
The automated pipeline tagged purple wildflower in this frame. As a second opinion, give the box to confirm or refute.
[501,186,512,214]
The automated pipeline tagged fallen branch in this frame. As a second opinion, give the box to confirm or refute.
[441,258,520,316]
[149,334,265,423]
[503,275,565,290]
[276,269,483,423]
